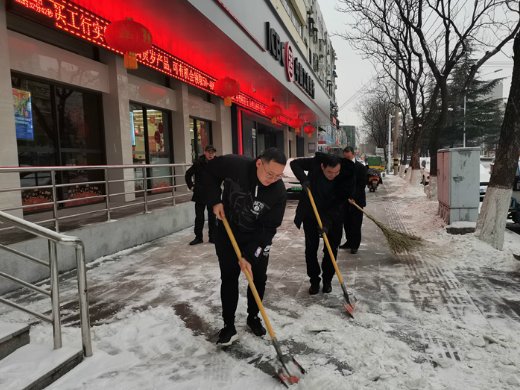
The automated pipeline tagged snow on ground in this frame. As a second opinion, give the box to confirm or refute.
[2,174,520,389]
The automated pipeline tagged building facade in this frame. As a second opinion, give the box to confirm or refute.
[0,0,338,212]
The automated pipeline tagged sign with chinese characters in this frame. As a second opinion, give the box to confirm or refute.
[12,88,34,140]
[266,22,315,99]
[11,0,291,125]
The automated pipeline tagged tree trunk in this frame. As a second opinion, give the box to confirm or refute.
[427,84,449,199]
[409,122,423,184]
[476,33,520,250]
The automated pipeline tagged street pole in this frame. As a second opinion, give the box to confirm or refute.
[387,114,392,172]
[463,94,466,148]
[393,60,399,175]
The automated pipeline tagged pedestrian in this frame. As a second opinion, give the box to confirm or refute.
[291,153,351,295]
[203,148,287,346]
[185,144,217,245]
[339,146,368,254]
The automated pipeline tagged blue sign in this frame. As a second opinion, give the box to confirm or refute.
[13,88,34,141]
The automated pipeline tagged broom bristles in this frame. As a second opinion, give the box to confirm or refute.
[356,204,423,254]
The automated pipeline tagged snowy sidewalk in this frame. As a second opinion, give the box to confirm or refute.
[2,175,520,389]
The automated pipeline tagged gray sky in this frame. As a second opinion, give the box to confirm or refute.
[318,0,515,128]
[318,0,375,127]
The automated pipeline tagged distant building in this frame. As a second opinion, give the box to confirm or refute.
[339,125,356,147]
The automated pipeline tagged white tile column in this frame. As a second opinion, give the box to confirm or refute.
[0,2,22,216]
[210,96,232,155]
[171,80,192,164]
[101,53,135,202]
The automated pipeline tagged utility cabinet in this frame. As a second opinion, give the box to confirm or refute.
[437,147,480,224]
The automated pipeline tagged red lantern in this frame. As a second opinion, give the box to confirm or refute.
[290,117,304,129]
[265,104,283,124]
[213,77,240,106]
[104,18,152,69]
[304,124,315,137]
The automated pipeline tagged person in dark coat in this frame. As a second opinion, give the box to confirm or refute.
[185,144,217,245]
[203,148,287,346]
[291,153,353,295]
[340,146,368,254]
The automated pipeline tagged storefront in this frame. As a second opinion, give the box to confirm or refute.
[0,0,337,213]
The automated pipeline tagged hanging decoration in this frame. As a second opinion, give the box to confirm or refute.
[104,18,153,69]
[213,77,240,106]
[265,104,283,124]
[290,117,304,129]
[304,124,315,137]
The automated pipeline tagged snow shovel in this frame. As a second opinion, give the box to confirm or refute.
[221,216,305,387]
[305,187,356,318]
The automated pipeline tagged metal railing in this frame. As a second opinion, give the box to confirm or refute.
[0,163,191,233]
[0,210,92,357]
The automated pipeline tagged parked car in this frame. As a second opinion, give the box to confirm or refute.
[282,158,302,200]
[508,160,520,223]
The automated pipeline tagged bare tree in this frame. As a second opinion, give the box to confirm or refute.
[358,92,393,161]
[395,0,520,196]
[476,32,520,249]
[337,0,428,185]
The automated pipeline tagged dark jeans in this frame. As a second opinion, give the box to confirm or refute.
[214,222,269,326]
[194,201,216,239]
[343,204,364,250]
[302,215,342,286]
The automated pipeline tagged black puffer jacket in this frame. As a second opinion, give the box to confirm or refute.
[204,154,287,262]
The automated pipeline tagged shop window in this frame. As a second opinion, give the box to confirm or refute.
[130,104,172,193]
[11,73,105,212]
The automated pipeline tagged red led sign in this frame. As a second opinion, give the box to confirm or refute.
[12,0,291,125]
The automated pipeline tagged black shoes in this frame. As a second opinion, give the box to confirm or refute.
[309,283,320,295]
[216,324,238,346]
[322,282,332,293]
[189,237,203,245]
[350,248,358,254]
[339,242,350,249]
[208,237,215,244]
[247,315,267,337]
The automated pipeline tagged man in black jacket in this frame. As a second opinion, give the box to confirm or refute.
[185,145,217,245]
[340,146,368,254]
[291,153,353,295]
[204,148,287,346]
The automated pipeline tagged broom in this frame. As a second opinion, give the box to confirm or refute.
[349,200,423,254]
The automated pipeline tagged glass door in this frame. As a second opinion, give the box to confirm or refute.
[189,117,212,162]
[130,104,172,194]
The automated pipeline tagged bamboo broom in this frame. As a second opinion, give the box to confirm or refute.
[349,200,423,254]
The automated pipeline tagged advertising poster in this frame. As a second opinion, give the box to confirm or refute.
[13,88,34,140]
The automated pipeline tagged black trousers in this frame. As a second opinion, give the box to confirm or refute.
[214,222,269,326]
[343,204,364,250]
[302,215,342,286]
[194,201,216,239]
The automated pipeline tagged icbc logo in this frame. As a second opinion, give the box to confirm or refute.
[284,42,294,82]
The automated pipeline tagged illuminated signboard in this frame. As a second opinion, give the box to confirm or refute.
[12,0,291,125]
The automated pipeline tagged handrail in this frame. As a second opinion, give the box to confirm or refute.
[0,162,192,233]
[0,210,92,357]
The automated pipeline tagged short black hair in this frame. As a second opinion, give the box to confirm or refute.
[259,147,287,165]
[343,146,355,153]
[321,153,341,168]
